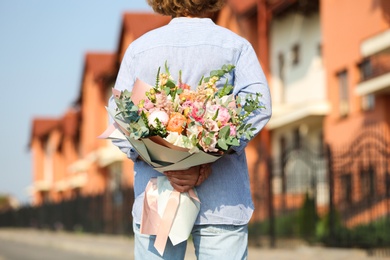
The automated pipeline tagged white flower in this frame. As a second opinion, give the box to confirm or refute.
[164,132,192,149]
[147,110,169,128]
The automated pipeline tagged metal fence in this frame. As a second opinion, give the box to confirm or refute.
[249,125,390,253]
[327,128,390,249]
[1,127,389,252]
[0,188,134,235]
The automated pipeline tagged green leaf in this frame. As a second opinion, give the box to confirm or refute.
[163,86,171,95]
[218,139,228,150]
[164,61,170,75]
[155,67,161,88]
[219,125,230,139]
[166,80,176,89]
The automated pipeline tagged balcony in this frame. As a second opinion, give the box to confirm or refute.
[356,29,390,96]
[34,180,51,192]
[267,100,330,129]
[355,53,390,96]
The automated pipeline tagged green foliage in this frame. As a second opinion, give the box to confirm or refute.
[203,64,235,84]
[249,194,319,242]
[217,79,234,98]
[297,193,319,241]
[319,216,390,248]
[115,90,140,123]
[239,93,264,121]
[248,212,299,239]
[128,112,149,139]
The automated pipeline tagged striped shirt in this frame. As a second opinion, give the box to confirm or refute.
[109,17,272,225]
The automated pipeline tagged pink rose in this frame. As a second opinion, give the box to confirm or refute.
[190,102,205,123]
[229,124,237,136]
[215,106,230,125]
[143,99,154,110]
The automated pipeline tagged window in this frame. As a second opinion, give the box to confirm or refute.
[360,166,375,201]
[279,136,286,161]
[340,174,352,205]
[278,52,286,103]
[317,43,322,57]
[386,172,390,197]
[337,70,349,117]
[358,58,373,81]
[293,128,301,149]
[109,162,123,206]
[41,191,50,204]
[318,131,324,156]
[291,44,300,66]
[278,52,285,83]
[361,94,375,111]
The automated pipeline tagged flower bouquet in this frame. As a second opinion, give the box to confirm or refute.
[99,62,264,255]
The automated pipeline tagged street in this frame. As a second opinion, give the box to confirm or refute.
[0,239,120,260]
[0,228,385,260]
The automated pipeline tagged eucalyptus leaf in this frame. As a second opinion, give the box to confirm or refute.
[218,139,228,150]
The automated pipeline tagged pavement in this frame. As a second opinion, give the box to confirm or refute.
[0,228,388,260]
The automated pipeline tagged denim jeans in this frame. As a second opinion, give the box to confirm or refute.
[133,222,248,260]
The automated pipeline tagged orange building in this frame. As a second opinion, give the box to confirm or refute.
[321,0,390,227]
[29,0,390,231]
[29,1,270,210]
[322,0,390,143]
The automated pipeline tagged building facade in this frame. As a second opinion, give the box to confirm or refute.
[29,0,390,230]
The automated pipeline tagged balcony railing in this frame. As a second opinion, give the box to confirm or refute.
[359,53,390,82]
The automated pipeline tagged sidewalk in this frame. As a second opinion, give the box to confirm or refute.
[0,228,385,260]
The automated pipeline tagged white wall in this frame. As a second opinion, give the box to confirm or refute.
[270,12,325,105]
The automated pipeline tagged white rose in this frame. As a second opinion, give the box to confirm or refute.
[147,110,169,128]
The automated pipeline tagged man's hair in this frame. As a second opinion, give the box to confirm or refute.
[147,0,226,17]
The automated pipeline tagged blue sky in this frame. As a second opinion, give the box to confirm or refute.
[0,0,152,204]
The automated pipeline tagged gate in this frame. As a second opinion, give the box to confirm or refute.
[327,128,390,250]
[270,142,328,242]
[250,126,390,253]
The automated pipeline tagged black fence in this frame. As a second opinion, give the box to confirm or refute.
[326,128,390,250]
[1,127,390,253]
[0,188,134,235]
[249,126,390,254]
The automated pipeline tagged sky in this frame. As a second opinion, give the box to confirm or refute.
[0,0,152,204]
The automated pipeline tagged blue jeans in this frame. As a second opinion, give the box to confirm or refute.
[133,222,248,260]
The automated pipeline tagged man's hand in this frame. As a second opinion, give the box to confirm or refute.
[164,166,200,192]
[164,163,212,192]
[196,163,212,186]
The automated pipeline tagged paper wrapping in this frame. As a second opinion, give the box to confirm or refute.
[99,78,221,256]
[140,177,200,255]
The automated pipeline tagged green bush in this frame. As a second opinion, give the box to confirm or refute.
[249,193,319,241]
[297,193,318,241]
[248,212,300,239]
[318,215,390,248]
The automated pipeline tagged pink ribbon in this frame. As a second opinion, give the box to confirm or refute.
[140,179,161,235]
[140,178,200,256]
[154,190,180,255]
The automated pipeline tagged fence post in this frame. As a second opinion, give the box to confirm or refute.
[326,144,335,245]
[267,156,275,248]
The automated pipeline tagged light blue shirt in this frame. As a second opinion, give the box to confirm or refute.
[109,17,272,225]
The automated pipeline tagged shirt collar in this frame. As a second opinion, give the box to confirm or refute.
[169,17,215,25]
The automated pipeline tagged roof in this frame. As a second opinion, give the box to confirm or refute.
[227,0,257,15]
[84,52,116,79]
[61,108,80,138]
[29,118,60,146]
[29,108,80,147]
[116,12,171,59]
[268,0,319,17]
[122,12,171,40]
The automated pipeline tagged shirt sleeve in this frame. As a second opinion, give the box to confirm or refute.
[108,47,139,162]
[231,42,272,155]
